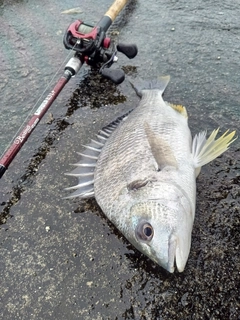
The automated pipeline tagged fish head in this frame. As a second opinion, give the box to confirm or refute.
[126,186,194,273]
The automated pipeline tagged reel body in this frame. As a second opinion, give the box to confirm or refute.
[63,19,138,84]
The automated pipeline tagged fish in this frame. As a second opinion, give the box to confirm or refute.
[65,76,236,273]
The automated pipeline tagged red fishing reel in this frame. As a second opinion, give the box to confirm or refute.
[63,20,111,55]
[63,19,138,84]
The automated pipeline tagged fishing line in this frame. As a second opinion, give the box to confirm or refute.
[0,43,78,160]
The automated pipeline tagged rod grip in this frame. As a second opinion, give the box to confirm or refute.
[105,0,128,22]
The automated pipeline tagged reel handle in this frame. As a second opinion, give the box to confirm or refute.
[101,68,125,85]
[117,43,138,59]
[100,42,137,84]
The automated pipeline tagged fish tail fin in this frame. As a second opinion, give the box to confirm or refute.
[131,75,170,97]
[192,128,237,176]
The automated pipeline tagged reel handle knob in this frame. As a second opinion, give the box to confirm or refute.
[117,43,138,59]
[101,68,125,84]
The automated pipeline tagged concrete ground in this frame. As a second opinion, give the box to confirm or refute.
[0,0,239,319]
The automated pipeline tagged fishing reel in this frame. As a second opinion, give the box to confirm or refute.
[63,20,138,84]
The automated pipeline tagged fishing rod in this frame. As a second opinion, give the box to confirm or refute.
[0,0,137,179]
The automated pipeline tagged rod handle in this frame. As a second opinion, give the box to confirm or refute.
[105,0,128,22]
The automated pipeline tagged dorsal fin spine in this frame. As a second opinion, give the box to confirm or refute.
[64,109,133,199]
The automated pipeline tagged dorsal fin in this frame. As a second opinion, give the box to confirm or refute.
[167,103,188,118]
[64,110,133,199]
[144,122,178,170]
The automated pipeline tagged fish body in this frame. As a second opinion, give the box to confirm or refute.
[65,76,236,273]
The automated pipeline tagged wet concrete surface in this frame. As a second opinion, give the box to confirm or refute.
[0,0,240,319]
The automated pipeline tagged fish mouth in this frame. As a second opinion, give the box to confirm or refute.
[167,233,187,273]
[167,234,177,273]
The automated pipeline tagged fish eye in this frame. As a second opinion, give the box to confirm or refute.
[136,221,154,242]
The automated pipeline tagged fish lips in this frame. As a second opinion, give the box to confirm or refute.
[167,233,177,273]
[156,232,187,273]
[167,233,185,273]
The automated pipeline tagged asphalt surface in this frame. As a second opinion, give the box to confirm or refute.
[0,0,239,319]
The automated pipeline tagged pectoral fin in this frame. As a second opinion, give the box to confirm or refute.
[144,122,178,170]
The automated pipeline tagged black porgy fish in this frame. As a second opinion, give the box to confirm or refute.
[65,76,236,272]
